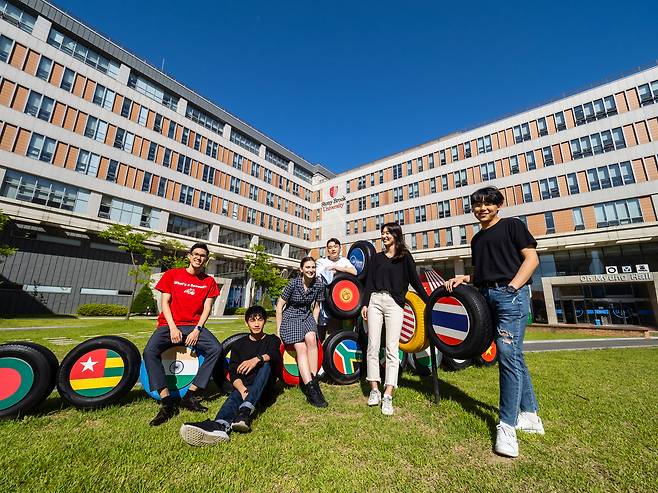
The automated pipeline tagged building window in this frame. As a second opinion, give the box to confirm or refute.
[573,207,585,231]
[106,160,118,183]
[567,173,579,194]
[230,177,241,194]
[176,154,191,175]
[451,146,458,162]
[417,158,423,173]
[153,113,163,132]
[462,196,471,213]
[554,111,566,131]
[92,84,116,110]
[26,133,55,163]
[445,228,453,246]
[47,29,119,78]
[430,177,436,194]
[394,210,405,225]
[480,162,496,181]
[513,123,530,143]
[537,117,548,136]
[75,150,100,177]
[142,172,152,192]
[186,105,224,134]
[358,196,367,212]
[414,206,427,223]
[393,163,402,180]
[587,162,634,191]
[522,183,533,203]
[526,151,536,171]
[408,182,419,199]
[358,176,366,190]
[370,193,380,208]
[439,150,446,165]
[539,177,559,199]
[167,214,210,239]
[230,129,260,156]
[84,116,108,143]
[36,56,53,80]
[24,91,54,122]
[464,142,471,158]
[393,186,403,203]
[459,226,467,244]
[454,169,468,187]
[179,185,194,206]
[128,73,178,110]
[157,177,168,197]
[410,234,417,250]
[544,211,555,234]
[542,147,554,166]
[428,154,435,168]
[438,200,451,218]
[441,175,448,191]
[99,195,158,228]
[1,170,89,212]
[594,199,642,228]
[509,155,519,174]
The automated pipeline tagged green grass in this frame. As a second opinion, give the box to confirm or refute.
[0,320,656,492]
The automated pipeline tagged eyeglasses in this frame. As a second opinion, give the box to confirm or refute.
[189,253,208,259]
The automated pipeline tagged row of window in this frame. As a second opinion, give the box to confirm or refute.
[47,28,120,79]
[0,1,35,33]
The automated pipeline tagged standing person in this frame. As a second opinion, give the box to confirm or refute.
[179,305,281,445]
[315,237,357,340]
[276,257,328,408]
[360,223,428,416]
[143,243,222,426]
[444,186,542,458]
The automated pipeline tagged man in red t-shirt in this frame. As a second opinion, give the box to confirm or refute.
[143,243,223,426]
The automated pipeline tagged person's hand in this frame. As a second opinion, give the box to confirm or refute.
[361,305,368,321]
[184,328,200,346]
[169,327,183,344]
[444,277,465,293]
[238,357,259,375]
[240,388,249,400]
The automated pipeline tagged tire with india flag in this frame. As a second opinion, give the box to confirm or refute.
[139,345,205,401]
[280,341,324,386]
[399,291,429,354]
[0,343,57,418]
[322,331,363,385]
[475,340,498,367]
[325,273,364,320]
[424,285,493,359]
[57,336,141,409]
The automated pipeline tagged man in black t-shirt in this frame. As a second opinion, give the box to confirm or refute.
[179,306,281,446]
[445,186,543,458]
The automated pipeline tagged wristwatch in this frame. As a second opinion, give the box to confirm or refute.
[194,325,204,332]
[505,285,518,294]
[257,355,264,363]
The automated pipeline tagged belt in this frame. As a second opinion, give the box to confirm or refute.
[476,280,512,289]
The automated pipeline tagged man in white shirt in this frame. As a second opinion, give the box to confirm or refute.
[315,238,357,340]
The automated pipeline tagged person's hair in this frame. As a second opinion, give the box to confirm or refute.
[189,242,210,256]
[470,186,504,206]
[326,238,341,247]
[245,305,267,322]
[381,222,409,260]
[299,256,316,269]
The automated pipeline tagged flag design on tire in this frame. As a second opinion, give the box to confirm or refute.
[431,296,470,346]
[161,347,201,389]
[68,349,125,397]
[332,339,362,375]
[0,357,34,411]
[400,303,416,343]
[282,347,300,377]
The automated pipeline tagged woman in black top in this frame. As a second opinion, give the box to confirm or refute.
[275,256,328,408]
[361,222,427,415]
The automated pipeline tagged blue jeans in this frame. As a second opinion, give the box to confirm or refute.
[215,362,273,427]
[482,286,538,427]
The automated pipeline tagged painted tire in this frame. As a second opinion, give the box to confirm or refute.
[409,346,443,377]
[212,333,249,394]
[357,317,407,375]
[441,356,472,372]
[399,291,429,353]
[139,346,205,401]
[322,331,363,385]
[424,285,494,359]
[280,340,324,386]
[347,240,376,281]
[57,336,141,408]
[475,341,498,367]
[0,343,56,417]
[324,273,364,320]
[6,341,59,392]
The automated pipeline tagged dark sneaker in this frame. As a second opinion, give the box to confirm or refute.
[180,419,229,446]
[231,407,253,433]
[312,376,328,407]
[180,394,208,413]
[149,404,179,426]
[305,380,328,408]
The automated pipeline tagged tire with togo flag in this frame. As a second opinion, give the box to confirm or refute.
[424,284,493,359]
[57,336,141,408]
[0,342,57,418]
[347,240,376,282]
[212,333,249,393]
[321,331,364,385]
[324,273,364,319]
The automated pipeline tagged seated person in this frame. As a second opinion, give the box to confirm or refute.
[180,305,281,445]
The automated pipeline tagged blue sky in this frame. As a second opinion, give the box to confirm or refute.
[53,0,658,173]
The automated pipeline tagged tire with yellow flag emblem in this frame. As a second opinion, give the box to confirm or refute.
[0,343,56,418]
[57,336,141,408]
[324,273,364,320]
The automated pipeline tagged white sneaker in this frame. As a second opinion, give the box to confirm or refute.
[381,395,394,416]
[515,411,545,435]
[495,423,519,458]
[367,389,381,406]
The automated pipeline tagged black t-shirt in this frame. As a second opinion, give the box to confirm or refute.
[363,252,429,308]
[471,217,537,286]
[228,333,281,386]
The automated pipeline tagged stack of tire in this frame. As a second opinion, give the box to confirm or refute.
[0,336,142,417]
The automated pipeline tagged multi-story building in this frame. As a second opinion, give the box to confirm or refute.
[1,0,657,326]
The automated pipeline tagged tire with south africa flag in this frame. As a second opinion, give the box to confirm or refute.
[0,343,57,418]
[57,336,141,408]
[322,331,363,385]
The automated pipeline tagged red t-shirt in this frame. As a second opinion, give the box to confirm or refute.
[155,268,220,327]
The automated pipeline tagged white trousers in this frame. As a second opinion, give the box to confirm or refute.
[366,291,404,388]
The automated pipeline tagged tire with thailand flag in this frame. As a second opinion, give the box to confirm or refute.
[475,340,498,367]
[58,336,141,408]
[398,291,429,353]
[139,345,203,401]
[280,340,324,386]
[0,343,57,418]
[324,273,364,319]
[322,331,363,385]
[347,241,376,282]
[212,333,249,394]
[424,285,493,359]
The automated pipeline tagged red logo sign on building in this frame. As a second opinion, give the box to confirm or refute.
[329,186,338,198]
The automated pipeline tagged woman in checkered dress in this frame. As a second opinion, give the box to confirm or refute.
[275,256,328,407]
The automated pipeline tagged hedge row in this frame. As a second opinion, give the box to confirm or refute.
[77,303,128,317]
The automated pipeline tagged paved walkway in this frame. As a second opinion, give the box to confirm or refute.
[524,337,658,352]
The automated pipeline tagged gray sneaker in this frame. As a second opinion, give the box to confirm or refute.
[515,411,545,435]
[495,423,519,458]
[180,420,229,446]
[381,394,394,416]
[367,389,381,406]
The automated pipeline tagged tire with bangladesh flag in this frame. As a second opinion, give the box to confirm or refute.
[57,336,141,409]
[0,343,57,418]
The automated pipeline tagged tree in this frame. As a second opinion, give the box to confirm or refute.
[0,210,16,264]
[244,244,288,305]
[160,238,189,270]
[98,224,153,319]
[131,283,157,315]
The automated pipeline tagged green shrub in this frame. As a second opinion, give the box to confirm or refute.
[77,303,128,317]
[234,307,247,315]
[131,284,157,315]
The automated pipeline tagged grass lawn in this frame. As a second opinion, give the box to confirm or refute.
[0,319,656,492]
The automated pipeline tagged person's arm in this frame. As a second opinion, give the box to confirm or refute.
[185,296,215,346]
[509,247,539,289]
[233,378,249,400]
[444,274,471,292]
[406,255,430,303]
[335,259,357,276]
[275,297,286,337]
[229,343,249,399]
[160,292,183,343]
[361,260,375,320]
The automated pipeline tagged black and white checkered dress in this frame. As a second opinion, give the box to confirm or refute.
[279,276,325,345]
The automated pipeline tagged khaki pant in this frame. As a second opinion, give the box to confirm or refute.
[366,291,404,388]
